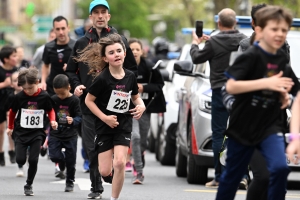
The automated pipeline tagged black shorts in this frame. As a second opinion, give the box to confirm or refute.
[95,132,131,154]
[0,109,6,123]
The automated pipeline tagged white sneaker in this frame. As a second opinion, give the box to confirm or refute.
[16,168,24,177]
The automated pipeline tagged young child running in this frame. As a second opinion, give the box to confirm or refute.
[128,38,165,184]
[0,46,18,166]
[6,71,25,177]
[48,74,81,192]
[6,68,58,196]
[216,6,299,200]
[75,33,145,200]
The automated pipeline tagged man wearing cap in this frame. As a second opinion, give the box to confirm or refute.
[66,0,137,199]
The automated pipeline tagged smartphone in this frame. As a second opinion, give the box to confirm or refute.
[195,20,203,37]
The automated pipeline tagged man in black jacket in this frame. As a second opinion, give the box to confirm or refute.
[190,8,246,188]
[66,0,137,199]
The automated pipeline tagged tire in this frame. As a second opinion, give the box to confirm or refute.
[176,143,187,177]
[147,129,156,153]
[159,124,176,166]
[186,118,208,184]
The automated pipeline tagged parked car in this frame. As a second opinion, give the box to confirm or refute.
[174,16,300,184]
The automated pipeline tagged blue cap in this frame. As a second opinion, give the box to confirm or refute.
[89,0,110,13]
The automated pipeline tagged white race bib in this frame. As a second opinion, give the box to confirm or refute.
[20,108,44,128]
[106,90,131,113]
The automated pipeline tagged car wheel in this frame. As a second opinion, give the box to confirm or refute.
[186,119,208,184]
[159,124,176,166]
[147,129,156,153]
[176,141,187,177]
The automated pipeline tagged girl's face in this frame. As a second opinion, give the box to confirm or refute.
[103,43,126,67]
[130,42,143,64]
[11,73,22,92]
[22,82,39,96]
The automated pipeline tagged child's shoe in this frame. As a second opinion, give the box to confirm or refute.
[24,184,34,196]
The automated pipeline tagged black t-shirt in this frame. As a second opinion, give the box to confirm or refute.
[0,66,17,110]
[11,90,53,143]
[88,67,138,134]
[42,39,76,95]
[225,44,300,145]
[50,95,81,141]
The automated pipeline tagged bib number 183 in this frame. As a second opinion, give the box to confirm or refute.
[20,109,44,128]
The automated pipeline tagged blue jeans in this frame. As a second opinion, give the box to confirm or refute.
[211,88,229,181]
[216,134,290,200]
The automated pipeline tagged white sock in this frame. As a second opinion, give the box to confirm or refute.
[111,197,119,200]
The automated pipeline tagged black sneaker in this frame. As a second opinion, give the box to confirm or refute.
[24,184,34,196]
[8,150,16,164]
[55,170,65,179]
[0,152,5,166]
[65,183,74,192]
[239,178,248,190]
[132,172,144,184]
[87,192,102,199]
[102,170,113,184]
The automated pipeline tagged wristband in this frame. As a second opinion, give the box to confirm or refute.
[289,133,300,142]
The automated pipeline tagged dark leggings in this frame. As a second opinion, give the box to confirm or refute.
[246,149,269,200]
[15,139,42,186]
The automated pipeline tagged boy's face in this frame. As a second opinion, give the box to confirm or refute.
[11,73,22,92]
[22,82,39,96]
[54,87,70,100]
[4,52,18,67]
[256,19,289,53]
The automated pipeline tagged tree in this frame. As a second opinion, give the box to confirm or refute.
[252,0,300,17]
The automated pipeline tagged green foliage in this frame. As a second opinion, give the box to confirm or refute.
[252,0,300,17]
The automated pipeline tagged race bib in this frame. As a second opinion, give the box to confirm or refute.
[140,92,149,100]
[20,109,44,128]
[106,90,131,113]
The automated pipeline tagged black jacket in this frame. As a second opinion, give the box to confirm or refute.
[190,30,246,89]
[137,58,165,113]
[66,26,138,114]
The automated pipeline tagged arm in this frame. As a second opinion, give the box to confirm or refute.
[0,77,11,89]
[41,64,50,89]
[46,109,58,130]
[226,71,294,95]
[85,93,119,128]
[142,69,164,93]
[130,94,146,120]
[190,41,214,64]
[67,98,82,126]
[6,109,17,136]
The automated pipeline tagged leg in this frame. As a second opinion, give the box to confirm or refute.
[0,120,6,166]
[211,89,229,182]
[26,139,42,186]
[15,142,29,166]
[131,118,143,173]
[48,137,64,163]
[111,145,128,198]
[63,137,77,184]
[82,114,103,194]
[258,134,290,200]
[216,138,254,200]
[138,112,151,168]
[246,149,269,200]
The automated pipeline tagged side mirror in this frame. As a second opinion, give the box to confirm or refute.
[174,61,193,74]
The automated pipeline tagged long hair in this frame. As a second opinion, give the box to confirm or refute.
[73,33,126,78]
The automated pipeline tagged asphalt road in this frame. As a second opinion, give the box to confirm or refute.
[0,137,300,200]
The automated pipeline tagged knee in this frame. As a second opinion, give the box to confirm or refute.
[99,166,111,177]
[16,156,26,166]
[131,135,140,143]
[113,158,126,172]
[270,163,290,176]
[27,157,38,166]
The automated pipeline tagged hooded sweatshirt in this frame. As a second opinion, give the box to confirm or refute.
[190,30,247,89]
[66,26,138,114]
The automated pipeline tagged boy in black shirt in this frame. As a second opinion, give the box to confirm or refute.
[48,74,81,192]
[216,6,299,200]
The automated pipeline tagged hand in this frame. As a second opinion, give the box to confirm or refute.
[138,83,143,93]
[63,63,67,71]
[266,71,294,92]
[40,82,47,90]
[286,136,300,164]
[66,116,73,124]
[74,85,86,97]
[6,128,13,136]
[130,105,146,119]
[192,31,210,45]
[50,121,58,130]
[103,115,119,128]
[279,91,290,109]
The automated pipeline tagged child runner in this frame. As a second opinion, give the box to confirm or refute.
[6,71,25,177]
[48,74,82,192]
[128,38,165,184]
[216,5,299,200]
[75,33,145,200]
[0,45,18,166]
[6,68,57,196]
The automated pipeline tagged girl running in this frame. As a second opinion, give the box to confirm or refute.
[75,33,145,200]
[6,68,57,196]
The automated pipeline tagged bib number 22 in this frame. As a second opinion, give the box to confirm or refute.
[113,99,128,110]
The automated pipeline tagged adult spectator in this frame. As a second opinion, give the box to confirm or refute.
[74,18,93,39]
[16,46,30,68]
[190,8,247,188]
[31,29,56,78]
[65,0,137,199]
[41,16,76,96]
